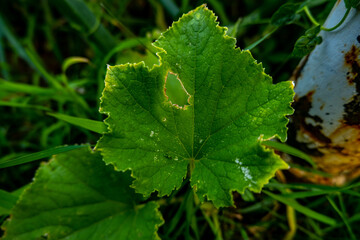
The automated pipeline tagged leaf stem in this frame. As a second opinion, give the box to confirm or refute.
[303,5,351,32]
[303,6,320,26]
[321,7,351,31]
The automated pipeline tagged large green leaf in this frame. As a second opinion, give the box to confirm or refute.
[96,5,294,207]
[1,147,163,240]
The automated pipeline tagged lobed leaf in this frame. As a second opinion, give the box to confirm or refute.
[292,25,322,58]
[96,5,294,207]
[1,147,163,240]
[270,3,301,27]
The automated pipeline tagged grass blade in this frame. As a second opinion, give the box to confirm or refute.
[238,197,274,214]
[279,190,335,199]
[0,78,56,95]
[0,101,51,111]
[47,112,107,134]
[97,38,150,100]
[327,195,356,240]
[267,181,360,198]
[263,190,337,226]
[51,0,117,53]
[0,30,10,80]
[262,140,316,167]
[0,145,87,168]
[207,0,230,25]
[288,163,330,177]
[0,16,32,66]
[244,28,277,50]
[323,213,360,233]
[25,48,62,89]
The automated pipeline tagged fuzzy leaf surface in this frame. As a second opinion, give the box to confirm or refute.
[1,147,163,240]
[97,5,294,207]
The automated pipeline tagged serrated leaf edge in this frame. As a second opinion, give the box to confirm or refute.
[1,145,165,240]
[192,144,289,208]
[96,5,295,206]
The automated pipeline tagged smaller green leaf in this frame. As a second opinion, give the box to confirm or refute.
[292,25,322,57]
[0,186,26,216]
[264,190,337,226]
[2,147,164,240]
[0,190,18,215]
[344,0,360,9]
[47,112,107,134]
[271,3,301,27]
[0,145,87,168]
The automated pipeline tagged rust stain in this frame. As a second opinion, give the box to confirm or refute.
[306,90,315,99]
[344,45,360,86]
[344,45,360,125]
[289,168,345,186]
[289,122,360,185]
[292,90,331,144]
[286,43,360,186]
[344,95,360,125]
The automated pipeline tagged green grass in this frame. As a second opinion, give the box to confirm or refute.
[1,0,359,239]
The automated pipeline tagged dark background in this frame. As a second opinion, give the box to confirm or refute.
[3,1,358,239]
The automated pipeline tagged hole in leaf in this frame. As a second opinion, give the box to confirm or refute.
[164,71,190,109]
